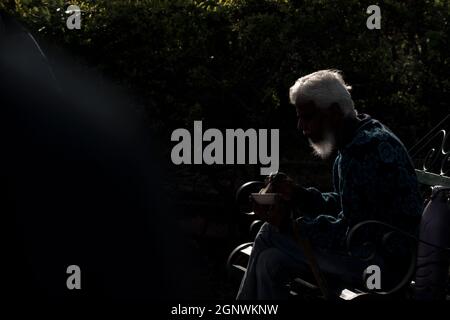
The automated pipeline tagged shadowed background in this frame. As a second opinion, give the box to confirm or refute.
[2,0,449,300]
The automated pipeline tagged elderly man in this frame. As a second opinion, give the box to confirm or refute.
[236,69,423,300]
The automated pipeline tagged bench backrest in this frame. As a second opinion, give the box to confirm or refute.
[409,116,449,299]
[414,185,450,299]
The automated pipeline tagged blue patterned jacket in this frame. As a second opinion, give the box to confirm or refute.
[294,114,423,254]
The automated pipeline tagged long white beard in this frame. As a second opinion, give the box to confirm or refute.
[309,130,336,159]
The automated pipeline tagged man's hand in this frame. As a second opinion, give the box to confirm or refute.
[251,172,295,228]
[273,179,295,201]
[265,172,295,201]
[252,200,285,227]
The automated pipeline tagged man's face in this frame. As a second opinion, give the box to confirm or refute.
[295,100,327,142]
[295,100,336,159]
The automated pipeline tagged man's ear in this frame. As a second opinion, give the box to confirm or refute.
[329,102,344,122]
[329,102,342,114]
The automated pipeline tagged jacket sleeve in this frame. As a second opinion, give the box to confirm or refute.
[291,156,341,218]
[296,139,422,251]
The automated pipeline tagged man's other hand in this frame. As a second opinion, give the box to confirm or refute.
[251,198,285,227]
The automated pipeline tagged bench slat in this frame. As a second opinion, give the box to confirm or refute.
[416,170,450,188]
[240,245,253,256]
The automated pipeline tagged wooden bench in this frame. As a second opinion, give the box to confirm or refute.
[227,116,450,300]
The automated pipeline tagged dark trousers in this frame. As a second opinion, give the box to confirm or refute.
[236,222,377,300]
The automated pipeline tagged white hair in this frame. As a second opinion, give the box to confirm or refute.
[289,69,357,118]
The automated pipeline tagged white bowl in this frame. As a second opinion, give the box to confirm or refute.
[251,193,278,205]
